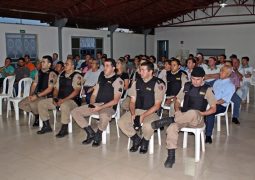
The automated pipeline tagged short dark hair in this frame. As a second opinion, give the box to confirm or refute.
[242,56,249,61]
[171,58,181,66]
[24,54,30,58]
[18,57,25,62]
[165,59,171,65]
[105,58,116,68]
[149,55,156,63]
[57,61,64,67]
[186,58,196,64]
[42,55,53,64]
[209,56,217,62]
[5,57,12,62]
[219,54,226,59]
[196,53,204,58]
[230,54,237,59]
[140,61,154,72]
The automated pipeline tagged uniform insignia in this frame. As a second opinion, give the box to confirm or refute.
[200,91,205,95]
[176,78,181,80]
[50,79,54,84]
[118,88,123,92]
[107,81,112,83]
[119,81,123,85]
[146,87,152,91]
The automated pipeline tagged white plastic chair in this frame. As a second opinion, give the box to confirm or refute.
[180,126,205,162]
[159,94,171,119]
[215,103,230,136]
[88,102,121,144]
[0,76,15,115]
[7,77,32,120]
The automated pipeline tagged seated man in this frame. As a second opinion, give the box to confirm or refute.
[118,61,166,154]
[71,58,123,147]
[54,61,64,74]
[205,65,235,143]
[37,58,83,138]
[238,56,253,101]
[0,57,15,88]
[151,67,217,168]
[14,57,30,96]
[164,59,188,117]
[83,59,101,104]
[204,57,220,86]
[19,56,57,126]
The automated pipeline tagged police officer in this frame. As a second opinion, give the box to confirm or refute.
[37,58,83,138]
[151,67,217,168]
[164,59,188,116]
[71,58,123,147]
[118,61,166,154]
[19,55,57,126]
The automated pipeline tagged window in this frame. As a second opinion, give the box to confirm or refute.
[71,37,103,58]
[157,40,169,61]
[6,33,37,62]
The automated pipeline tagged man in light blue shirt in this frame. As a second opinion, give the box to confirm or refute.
[205,65,235,143]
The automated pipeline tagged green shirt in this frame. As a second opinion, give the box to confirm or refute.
[1,65,15,78]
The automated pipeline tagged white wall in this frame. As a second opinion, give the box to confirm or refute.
[0,23,58,66]
[113,32,154,58]
[62,27,154,60]
[155,24,255,67]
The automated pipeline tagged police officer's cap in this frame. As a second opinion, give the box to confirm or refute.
[191,67,205,77]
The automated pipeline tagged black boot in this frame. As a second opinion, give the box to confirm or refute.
[33,114,39,127]
[129,134,141,152]
[37,120,52,134]
[56,124,68,138]
[151,117,174,130]
[205,136,212,144]
[232,117,240,125]
[139,138,149,154]
[164,149,175,168]
[92,129,102,147]
[82,126,95,145]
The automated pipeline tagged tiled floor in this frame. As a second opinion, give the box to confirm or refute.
[1,89,255,180]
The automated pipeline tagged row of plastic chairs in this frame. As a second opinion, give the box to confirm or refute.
[0,76,33,120]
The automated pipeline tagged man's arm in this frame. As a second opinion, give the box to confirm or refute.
[204,73,219,80]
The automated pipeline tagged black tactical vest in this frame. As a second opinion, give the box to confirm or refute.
[36,69,56,98]
[135,77,164,110]
[181,82,209,112]
[58,71,81,105]
[95,72,117,104]
[166,71,183,96]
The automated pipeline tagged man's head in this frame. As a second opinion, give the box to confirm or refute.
[196,53,204,64]
[74,55,80,61]
[225,61,233,67]
[208,57,217,68]
[170,59,181,73]
[55,61,64,74]
[220,65,232,79]
[164,60,171,71]
[149,56,156,63]
[103,58,116,76]
[53,53,58,61]
[191,67,205,87]
[85,54,91,61]
[41,55,53,70]
[5,57,12,67]
[241,56,249,67]
[186,58,196,70]
[96,52,103,60]
[232,58,240,70]
[24,54,30,63]
[64,58,75,73]
[140,61,154,80]
[218,54,226,64]
[17,57,26,67]
[91,59,99,71]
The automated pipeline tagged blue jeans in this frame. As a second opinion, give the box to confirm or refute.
[231,92,241,118]
[205,104,226,136]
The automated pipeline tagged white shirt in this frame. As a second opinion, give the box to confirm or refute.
[239,65,253,82]
[203,65,220,82]
[84,69,102,87]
